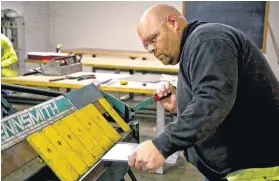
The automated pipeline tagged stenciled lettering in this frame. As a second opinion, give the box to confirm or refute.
[2,120,16,138]
[39,106,46,119]
[29,109,44,124]
[1,126,7,141]
[12,116,24,133]
[1,97,74,149]
[21,113,35,128]
[41,104,51,118]
[49,102,60,115]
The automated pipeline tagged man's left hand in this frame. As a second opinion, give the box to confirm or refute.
[128,140,165,173]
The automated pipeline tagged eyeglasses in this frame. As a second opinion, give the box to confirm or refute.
[143,20,166,51]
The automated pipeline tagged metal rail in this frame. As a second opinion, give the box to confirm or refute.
[1,83,63,97]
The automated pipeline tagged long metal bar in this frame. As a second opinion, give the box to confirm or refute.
[3,95,50,106]
[3,99,42,106]
[1,95,17,115]
[156,102,165,174]
[3,95,50,102]
[1,83,63,97]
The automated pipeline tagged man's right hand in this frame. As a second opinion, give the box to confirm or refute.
[155,81,177,112]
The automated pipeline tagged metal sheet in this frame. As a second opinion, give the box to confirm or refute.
[64,83,103,109]
[101,142,139,163]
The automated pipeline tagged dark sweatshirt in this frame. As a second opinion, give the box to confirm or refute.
[152,21,279,180]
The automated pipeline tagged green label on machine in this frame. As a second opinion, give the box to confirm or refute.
[1,96,76,150]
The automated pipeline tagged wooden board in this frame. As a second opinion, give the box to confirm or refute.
[81,57,179,73]
[183,1,269,51]
[100,78,159,94]
[1,72,129,89]
[25,56,179,73]
[61,48,155,59]
[1,72,163,94]
[24,57,179,73]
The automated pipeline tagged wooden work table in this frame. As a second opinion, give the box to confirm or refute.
[1,72,160,94]
[24,57,179,74]
[81,57,179,73]
[61,48,155,59]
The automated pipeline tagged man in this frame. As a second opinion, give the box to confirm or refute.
[1,33,18,118]
[1,33,18,68]
[128,4,279,181]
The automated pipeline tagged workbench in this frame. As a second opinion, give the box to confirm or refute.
[61,48,155,60]
[1,72,160,94]
[81,57,179,74]
[24,57,179,74]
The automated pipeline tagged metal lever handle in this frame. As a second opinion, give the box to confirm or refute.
[153,85,176,102]
[153,92,172,102]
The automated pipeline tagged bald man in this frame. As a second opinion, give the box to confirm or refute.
[128,4,279,181]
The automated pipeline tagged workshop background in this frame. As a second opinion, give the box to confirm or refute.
[1,1,279,181]
[1,1,279,78]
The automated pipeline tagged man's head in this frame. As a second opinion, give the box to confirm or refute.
[137,4,187,65]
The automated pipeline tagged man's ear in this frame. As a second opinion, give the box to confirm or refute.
[166,15,179,30]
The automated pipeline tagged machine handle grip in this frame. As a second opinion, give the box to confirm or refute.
[153,92,172,102]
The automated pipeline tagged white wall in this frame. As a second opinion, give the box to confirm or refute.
[50,1,279,78]
[1,1,52,70]
[50,1,182,51]
[265,1,279,79]
[268,1,279,37]
[1,1,278,76]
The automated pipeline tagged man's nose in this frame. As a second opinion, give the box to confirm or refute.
[148,45,156,54]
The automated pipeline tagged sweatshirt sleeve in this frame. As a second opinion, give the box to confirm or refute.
[1,35,18,67]
[152,39,238,159]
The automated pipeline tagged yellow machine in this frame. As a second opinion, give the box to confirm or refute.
[1,83,140,181]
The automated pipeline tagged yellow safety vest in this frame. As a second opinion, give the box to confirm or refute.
[1,33,18,67]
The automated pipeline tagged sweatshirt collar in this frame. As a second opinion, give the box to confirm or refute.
[178,20,207,61]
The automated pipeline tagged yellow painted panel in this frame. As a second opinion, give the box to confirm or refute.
[74,108,113,150]
[98,97,131,132]
[52,121,97,167]
[84,104,121,143]
[27,132,79,181]
[42,125,88,175]
[61,114,105,159]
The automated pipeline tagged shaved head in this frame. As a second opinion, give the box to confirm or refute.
[138,4,183,40]
[137,4,187,65]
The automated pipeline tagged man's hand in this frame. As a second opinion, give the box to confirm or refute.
[155,81,177,112]
[128,140,165,173]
